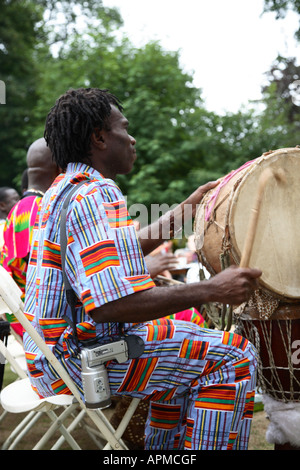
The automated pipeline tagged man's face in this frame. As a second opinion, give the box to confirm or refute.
[1,189,20,216]
[101,106,137,178]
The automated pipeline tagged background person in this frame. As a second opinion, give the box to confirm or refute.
[0,186,20,252]
[1,138,61,336]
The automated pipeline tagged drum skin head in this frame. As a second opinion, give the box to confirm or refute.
[195,147,300,300]
[229,148,300,299]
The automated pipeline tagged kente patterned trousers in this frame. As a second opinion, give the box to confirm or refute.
[107,318,258,450]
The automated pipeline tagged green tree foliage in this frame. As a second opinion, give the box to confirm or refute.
[0,0,121,189]
[262,55,300,122]
[256,56,300,150]
[23,23,220,210]
[264,0,300,39]
[0,0,43,188]
[261,2,300,148]
[2,0,300,209]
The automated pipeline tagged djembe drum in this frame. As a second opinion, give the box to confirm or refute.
[238,304,300,402]
[194,147,300,403]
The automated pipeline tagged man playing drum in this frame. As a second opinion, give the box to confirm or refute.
[23,88,261,450]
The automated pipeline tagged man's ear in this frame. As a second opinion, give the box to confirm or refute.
[91,128,106,149]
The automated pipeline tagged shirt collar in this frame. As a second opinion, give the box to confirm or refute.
[66,162,105,181]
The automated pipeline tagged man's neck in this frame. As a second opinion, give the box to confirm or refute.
[26,178,47,194]
[25,188,45,197]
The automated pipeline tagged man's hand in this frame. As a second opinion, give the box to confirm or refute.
[90,265,262,324]
[170,180,220,232]
[145,252,179,278]
[183,180,220,216]
[139,180,220,255]
[206,265,262,305]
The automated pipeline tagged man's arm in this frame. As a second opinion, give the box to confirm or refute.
[138,181,219,255]
[89,265,262,324]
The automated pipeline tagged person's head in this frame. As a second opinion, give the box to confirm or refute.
[21,169,28,193]
[44,88,136,179]
[26,137,61,193]
[0,186,20,218]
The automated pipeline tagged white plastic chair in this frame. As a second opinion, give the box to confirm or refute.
[0,265,141,450]
[0,306,86,450]
[1,377,84,450]
[0,318,31,448]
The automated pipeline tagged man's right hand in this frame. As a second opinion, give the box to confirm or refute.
[205,265,262,305]
[90,264,262,325]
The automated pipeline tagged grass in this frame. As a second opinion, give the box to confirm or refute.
[249,402,273,450]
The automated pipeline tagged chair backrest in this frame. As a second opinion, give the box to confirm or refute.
[0,338,28,380]
[0,265,83,403]
[0,268,23,317]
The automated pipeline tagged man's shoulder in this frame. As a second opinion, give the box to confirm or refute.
[67,172,123,201]
[7,194,40,219]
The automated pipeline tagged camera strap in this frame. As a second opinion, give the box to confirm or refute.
[60,181,87,352]
[60,180,145,359]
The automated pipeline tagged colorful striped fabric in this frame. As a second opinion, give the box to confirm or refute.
[80,240,120,275]
[102,200,133,228]
[23,162,155,397]
[1,194,42,297]
[106,322,257,450]
[23,162,257,450]
[167,307,205,327]
[0,219,5,251]
[0,194,42,337]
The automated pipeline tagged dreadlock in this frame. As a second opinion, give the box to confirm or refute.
[44,88,123,170]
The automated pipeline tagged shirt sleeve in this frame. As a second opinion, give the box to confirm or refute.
[1,197,41,295]
[65,181,155,313]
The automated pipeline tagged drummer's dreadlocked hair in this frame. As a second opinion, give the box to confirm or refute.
[44,88,123,170]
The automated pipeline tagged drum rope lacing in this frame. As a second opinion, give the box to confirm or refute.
[204,159,256,222]
[236,316,300,403]
[200,172,247,243]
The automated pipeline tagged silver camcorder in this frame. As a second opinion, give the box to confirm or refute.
[81,335,144,409]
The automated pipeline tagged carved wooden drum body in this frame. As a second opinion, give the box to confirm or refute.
[237,304,300,402]
[194,147,300,301]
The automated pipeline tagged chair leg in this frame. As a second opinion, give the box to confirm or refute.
[81,422,106,449]
[51,408,86,450]
[85,408,129,450]
[33,404,82,450]
[0,408,8,424]
[2,410,43,450]
[103,397,141,450]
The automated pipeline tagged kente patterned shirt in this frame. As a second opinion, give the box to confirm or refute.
[1,194,42,298]
[22,164,258,451]
[23,162,155,396]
